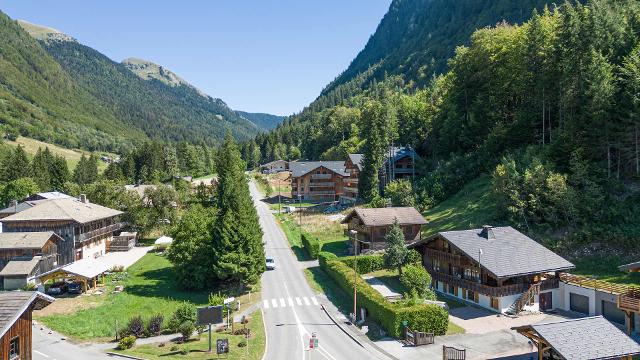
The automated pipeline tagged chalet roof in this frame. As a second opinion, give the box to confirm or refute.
[514,316,640,360]
[0,232,60,249]
[385,146,420,164]
[261,159,287,167]
[0,291,54,338]
[60,258,111,279]
[415,226,574,278]
[342,207,428,227]
[1,198,122,224]
[0,256,41,276]
[29,192,72,200]
[289,161,348,178]
[347,154,363,171]
[618,261,640,272]
[0,201,37,215]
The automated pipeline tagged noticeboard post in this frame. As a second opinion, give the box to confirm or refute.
[216,338,229,355]
[197,306,224,353]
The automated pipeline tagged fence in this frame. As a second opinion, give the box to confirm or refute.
[404,327,434,346]
[443,345,466,360]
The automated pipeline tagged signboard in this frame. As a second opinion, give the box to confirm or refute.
[197,306,223,326]
[309,333,318,349]
[216,339,229,355]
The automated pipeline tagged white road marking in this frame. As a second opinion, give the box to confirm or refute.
[279,298,286,307]
[263,299,269,309]
[311,296,319,305]
[34,350,49,358]
[271,298,278,308]
[288,297,294,307]
[295,297,302,305]
[303,297,311,306]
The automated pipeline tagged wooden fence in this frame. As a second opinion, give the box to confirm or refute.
[443,345,466,360]
[404,327,434,346]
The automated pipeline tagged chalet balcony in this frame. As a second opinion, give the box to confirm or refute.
[309,182,335,187]
[75,223,123,243]
[431,272,530,297]
[343,186,358,193]
[343,177,358,184]
[425,248,463,267]
[311,174,332,180]
[308,191,336,196]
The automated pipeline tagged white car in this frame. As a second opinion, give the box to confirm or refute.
[266,257,276,270]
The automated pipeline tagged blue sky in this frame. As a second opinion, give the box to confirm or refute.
[1,1,391,115]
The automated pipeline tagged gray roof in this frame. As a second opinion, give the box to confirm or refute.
[0,256,41,276]
[31,192,72,200]
[428,226,574,278]
[0,232,59,249]
[347,154,363,171]
[386,146,420,164]
[618,261,640,272]
[2,198,122,224]
[525,316,640,359]
[0,291,54,338]
[0,200,42,215]
[342,207,428,227]
[289,161,348,177]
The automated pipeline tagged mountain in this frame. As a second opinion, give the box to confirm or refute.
[16,19,76,42]
[236,111,285,131]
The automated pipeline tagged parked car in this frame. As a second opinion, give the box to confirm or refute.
[67,282,84,294]
[266,257,276,270]
[47,281,68,296]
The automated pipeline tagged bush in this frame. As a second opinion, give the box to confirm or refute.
[118,335,136,350]
[318,251,338,267]
[339,253,384,274]
[147,314,164,336]
[302,233,322,259]
[238,340,247,347]
[320,255,448,337]
[127,316,145,338]
[400,265,432,298]
[179,321,195,342]
[168,303,196,332]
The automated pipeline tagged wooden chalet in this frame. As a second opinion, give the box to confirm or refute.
[290,161,348,202]
[0,232,69,290]
[410,226,575,315]
[513,316,640,360]
[260,159,288,174]
[380,146,419,186]
[341,154,362,204]
[1,195,123,261]
[341,207,427,254]
[0,292,53,360]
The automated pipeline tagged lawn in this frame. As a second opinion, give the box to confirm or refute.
[422,175,498,237]
[115,309,265,360]
[572,255,640,286]
[38,253,211,340]
[276,211,349,259]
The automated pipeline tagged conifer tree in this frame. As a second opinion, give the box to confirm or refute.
[383,220,409,275]
[31,148,52,191]
[211,131,265,286]
[3,146,30,182]
[358,100,387,203]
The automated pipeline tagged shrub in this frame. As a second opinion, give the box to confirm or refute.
[339,253,384,274]
[399,265,432,298]
[170,345,179,351]
[318,251,338,267]
[168,303,196,332]
[127,316,145,338]
[147,314,164,336]
[238,340,247,347]
[179,321,195,342]
[320,255,448,337]
[302,233,322,259]
[118,335,136,350]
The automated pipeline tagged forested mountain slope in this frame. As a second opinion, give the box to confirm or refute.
[236,111,285,131]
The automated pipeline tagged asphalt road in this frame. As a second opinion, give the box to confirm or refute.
[251,181,389,360]
[32,322,113,360]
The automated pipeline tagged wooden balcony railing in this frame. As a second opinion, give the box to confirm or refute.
[431,272,529,297]
[311,174,332,180]
[309,182,335,187]
[76,223,123,243]
[343,177,358,184]
[343,187,358,193]
[425,248,463,266]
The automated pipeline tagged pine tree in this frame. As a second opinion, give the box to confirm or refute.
[49,154,70,191]
[3,146,30,182]
[30,148,52,191]
[211,131,265,286]
[383,220,409,275]
[358,100,387,203]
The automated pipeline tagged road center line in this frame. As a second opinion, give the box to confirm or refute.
[34,350,50,358]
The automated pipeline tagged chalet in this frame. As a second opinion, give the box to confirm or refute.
[290,161,348,202]
[0,291,53,360]
[341,154,362,204]
[0,232,69,290]
[380,146,419,185]
[260,159,288,174]
[410,226,575,315]
[1,196,123,261]
[341,207,427,253]
[513,316,640,360]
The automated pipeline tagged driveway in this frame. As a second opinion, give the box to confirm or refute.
[448,306,565,334]
[95,246,152,269]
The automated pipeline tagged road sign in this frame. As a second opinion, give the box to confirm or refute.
[309,333,318,349]
[197,306,224,326]
[216,338,229,355]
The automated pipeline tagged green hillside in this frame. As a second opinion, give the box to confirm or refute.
[236,111,285,131]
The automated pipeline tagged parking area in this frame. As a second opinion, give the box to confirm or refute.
[448,306,567,334]
[94,245,152,269]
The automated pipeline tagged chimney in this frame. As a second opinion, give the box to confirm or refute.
[79,194,88,204]
[480,225,495,240]
[10,200,17,212]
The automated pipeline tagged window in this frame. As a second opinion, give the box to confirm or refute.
[433,260,440,272]
[464,268,480,281]
[491,297,499,310]
[467,290,478,303]
[9,336,19,359]
[448,284,455,295]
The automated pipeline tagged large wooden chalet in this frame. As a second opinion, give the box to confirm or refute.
[1,196,123,261]
[341,154,362,204]
[290,161,348,202]
[0,292,53,360]
[342,207,427,254]
[410,226,575,315]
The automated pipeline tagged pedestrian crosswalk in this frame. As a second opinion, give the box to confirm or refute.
[262,296,320,309]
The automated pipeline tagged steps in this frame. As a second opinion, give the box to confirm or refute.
[503,283,541,316]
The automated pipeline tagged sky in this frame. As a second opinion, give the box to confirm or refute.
[1,0,392,116]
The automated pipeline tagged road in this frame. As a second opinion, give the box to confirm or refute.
[251,181,389,360]
[32,322,113,360]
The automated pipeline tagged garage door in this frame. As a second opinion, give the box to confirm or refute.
[602,300,626,324]
[570,293,589,315]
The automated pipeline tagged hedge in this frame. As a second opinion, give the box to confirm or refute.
[339,254,384,274]
[301,233,322,259]
[318,251,448,337]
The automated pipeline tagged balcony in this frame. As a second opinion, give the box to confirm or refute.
[343,186,358,193]
[431,272,529,297]
[309,182,335,187]
[311,174,332,180]
[425,248,463,267]
[75,223,123,243]
[308,191,336,196]
[343,177,358,184]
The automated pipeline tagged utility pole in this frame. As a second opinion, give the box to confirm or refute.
[350,230,358,324]
[278,177,281,214]
[298,194,303,228]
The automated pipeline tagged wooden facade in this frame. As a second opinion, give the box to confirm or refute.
[0,309,31,360]
[341,157,360,203]
[291,166,345,202]
[0,293,53,360]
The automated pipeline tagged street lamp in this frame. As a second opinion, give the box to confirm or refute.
[298,194,303,227]
[350,229,358,324]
